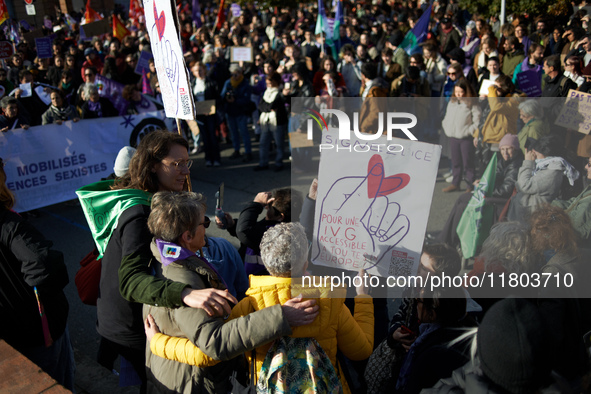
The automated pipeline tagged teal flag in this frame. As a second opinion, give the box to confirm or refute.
[456,153,498,259]
[399,5,431,55]
[76,180,152,258]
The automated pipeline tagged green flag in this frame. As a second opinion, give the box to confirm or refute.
[456,153,498,259]
[76,180,152,258]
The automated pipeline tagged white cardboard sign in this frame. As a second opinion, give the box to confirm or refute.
[311,129,441,279]
[142,0,195,120]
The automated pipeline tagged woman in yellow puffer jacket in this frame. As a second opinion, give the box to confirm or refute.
[146,222,374,393]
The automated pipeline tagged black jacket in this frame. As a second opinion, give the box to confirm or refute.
[542,73,577,97]
[0,208,69,350]
[235,202,280,260]
[81,97,118,119]
[493,150,524,198]
[258,91,288,125]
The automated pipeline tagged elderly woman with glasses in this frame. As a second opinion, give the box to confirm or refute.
[76,131,317,389]
[142,194,316,392]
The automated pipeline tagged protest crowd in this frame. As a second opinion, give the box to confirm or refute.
[3,0,591,393]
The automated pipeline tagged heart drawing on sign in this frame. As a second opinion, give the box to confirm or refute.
[367,154,410,199]
[153,1,166,41]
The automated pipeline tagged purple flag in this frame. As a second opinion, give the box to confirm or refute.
[95,75,127,115]
[192,0,202,28]
[141,69,153,95]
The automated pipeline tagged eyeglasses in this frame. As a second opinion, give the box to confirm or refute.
[85,73,94,77]
[171,159,193,170]
[199,216,211,229]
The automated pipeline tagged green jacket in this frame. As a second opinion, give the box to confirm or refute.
[552,184,591,247]
[501,50,525,78]
[518,118,550,154]
[144,241,291,393]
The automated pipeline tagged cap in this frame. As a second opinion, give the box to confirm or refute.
[84,48,97,57]
[113,146,136,177]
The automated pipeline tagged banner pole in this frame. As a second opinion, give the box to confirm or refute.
[176,118,192,192]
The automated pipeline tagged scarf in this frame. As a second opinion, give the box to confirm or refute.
[259,87,278,130]
[533,156,580,186]
[87,100,103,118]
[477,50,498,70]
[230,74,244,89]
[154,238,228,289]
[51,105,74,120]
[76,180,152,258]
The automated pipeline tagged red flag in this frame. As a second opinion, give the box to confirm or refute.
[85,0,103,23]
[129,0,144,29]
[142,69,153,95]
[112,14,130,40]
[215,0,226,30]
[0,0,9,26]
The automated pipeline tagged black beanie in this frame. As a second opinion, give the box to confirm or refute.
[389,30,404,47]
[477,298,551,394]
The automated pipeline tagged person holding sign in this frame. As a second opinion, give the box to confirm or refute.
[512,43,545,93]
[41,90,80,125]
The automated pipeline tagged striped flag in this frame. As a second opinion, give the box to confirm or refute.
[315,0,330,39]
[0,0,9,27]
[112,14,130,40]
[84,0,103,24]
[142,69,153,95]
[333,0,344,41]
[399,5,431,55]
[456,152,498,259]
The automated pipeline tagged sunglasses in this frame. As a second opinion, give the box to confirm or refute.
[85,73,94,77]
[447,72,457,75]
[199,216,211,229]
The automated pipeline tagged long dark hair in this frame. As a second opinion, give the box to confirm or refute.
[112,130,189,193]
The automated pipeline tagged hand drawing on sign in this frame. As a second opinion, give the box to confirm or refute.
[149,0,180,113]
[313,154,411,270]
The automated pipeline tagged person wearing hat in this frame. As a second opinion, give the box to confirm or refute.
[438,17,461,61]
[437,133,524,246]
[424,298,561,394]
[81,47,104,81]
[386,30,409,74]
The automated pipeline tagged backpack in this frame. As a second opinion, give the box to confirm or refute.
[256,337,343,394]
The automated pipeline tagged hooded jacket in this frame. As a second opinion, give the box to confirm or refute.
[507,159,566,221]
[474,86,521,144]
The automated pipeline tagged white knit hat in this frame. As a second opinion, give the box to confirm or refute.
[113,146,136,177]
